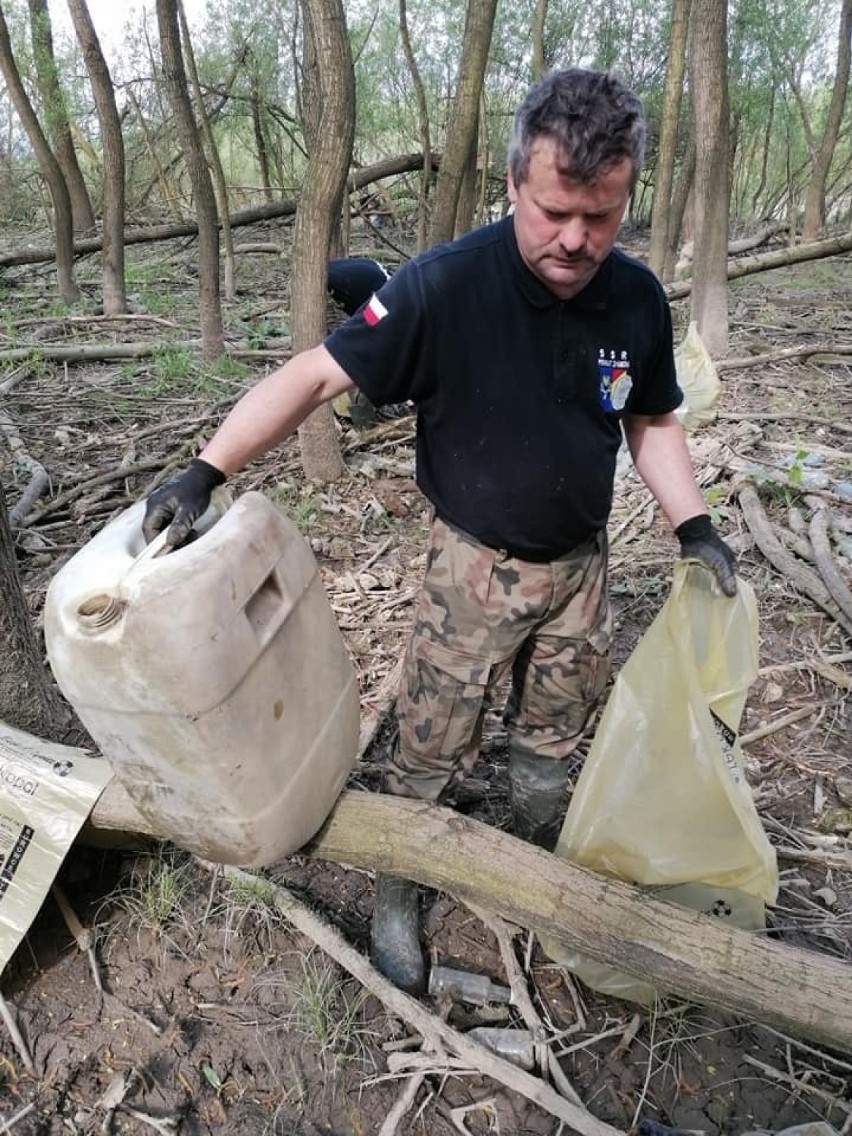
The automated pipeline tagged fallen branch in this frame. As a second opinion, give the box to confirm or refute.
[470,904,584,1106]
[0,991,35,1077]
[51,884,102,996]
[809,658,852,692]
[665,231,852,301]
[218,863,623,1136]
[716,344,852,372]
[0,411,50,525]
[737,480,852,637]
[774,844,852,873]
[0,1101,36,1132]
[676,222,788,268]
[0,342,178,364]
[718,410,852,437]
[742,1053,852,1122]
[809,504,852,627]
[740,702,833,746]
[85,781,852,1054]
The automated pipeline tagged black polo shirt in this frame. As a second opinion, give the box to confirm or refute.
[325,216,682,560]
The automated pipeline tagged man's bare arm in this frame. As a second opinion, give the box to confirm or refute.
[201,345,355,475]
[622,411,706,530]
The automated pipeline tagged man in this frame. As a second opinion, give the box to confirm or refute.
[327,255,389,316]
[143,68,736,995]
[326,256,407,428]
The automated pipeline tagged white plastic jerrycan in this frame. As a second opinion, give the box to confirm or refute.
[44,491,360,866]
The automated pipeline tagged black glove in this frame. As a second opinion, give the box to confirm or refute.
[675,514,737,597]
[142,457,226,547]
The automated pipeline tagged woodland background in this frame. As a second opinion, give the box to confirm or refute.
[0,1,851,1134]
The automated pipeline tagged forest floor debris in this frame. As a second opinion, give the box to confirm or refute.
[0,229,850,1134]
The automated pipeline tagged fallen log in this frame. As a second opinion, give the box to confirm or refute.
[665,230,852,301]
[676,221,788,269]
[89,779,852,1055]
[0,152,440,269]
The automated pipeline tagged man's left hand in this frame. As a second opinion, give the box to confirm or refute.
[675,514,737,597]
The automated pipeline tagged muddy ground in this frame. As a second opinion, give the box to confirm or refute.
[0,225,850,1135]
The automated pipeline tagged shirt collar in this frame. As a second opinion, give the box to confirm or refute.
[502,215,612,312]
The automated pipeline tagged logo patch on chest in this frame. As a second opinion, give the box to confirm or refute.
[597,350,633,412]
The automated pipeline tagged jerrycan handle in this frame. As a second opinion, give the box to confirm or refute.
[123,492,231,577]
[130,527,172,567]
[243,566,294,647]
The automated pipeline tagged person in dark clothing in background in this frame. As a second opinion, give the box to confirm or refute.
[327,257,407,429]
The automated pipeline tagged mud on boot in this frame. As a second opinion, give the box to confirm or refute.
[371,873,425,994]
[507,750,575,851]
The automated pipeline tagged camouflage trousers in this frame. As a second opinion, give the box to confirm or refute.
[386,517,613,801]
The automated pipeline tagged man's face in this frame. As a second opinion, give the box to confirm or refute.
[507,137,633,301]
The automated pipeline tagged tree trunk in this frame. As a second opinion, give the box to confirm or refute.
[156,0,224,361]
[293,0,355,483]
[86,782,852,1055]
[531,0,548,80]
[27,0,95,233]
[648,0,691,280]
[750,86,775,218]
[802,0,851,240]
[66,0,126,316]
[0,486,66,740]
[251,83,274,205]
[177,0,236,301]
[429,0,497,245]
[663,124,695,280]
[0,5,78,304]
[689,0,729,356]
[453,122,479,238]
[399,0,431,253]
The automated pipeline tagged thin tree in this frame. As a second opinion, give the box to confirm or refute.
[399,0,431,252]
[177,0,236,301]
[648,0,691,280]
[0,2,78,304]
[27,0,95,232]
[689,0,729,355]
[664,126,695,280]
[293,0,355,483]
[0,485,67,740]
[802,0,851,239]
[156,0,224,360]
[531,0,548,80]
[66,0,127,315]
[429,0,498,245]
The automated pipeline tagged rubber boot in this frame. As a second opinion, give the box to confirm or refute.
[507,751,575,852]
[371,874,425,994]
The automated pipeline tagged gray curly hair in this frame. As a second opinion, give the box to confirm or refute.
[508,68,646,189]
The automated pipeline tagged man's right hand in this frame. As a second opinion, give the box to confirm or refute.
[142,457,226,547]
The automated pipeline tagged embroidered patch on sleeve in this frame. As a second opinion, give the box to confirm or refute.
[363,294,388,326]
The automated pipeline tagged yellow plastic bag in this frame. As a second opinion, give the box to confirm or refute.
[543,562,778,1004]
[674,321,721,430]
